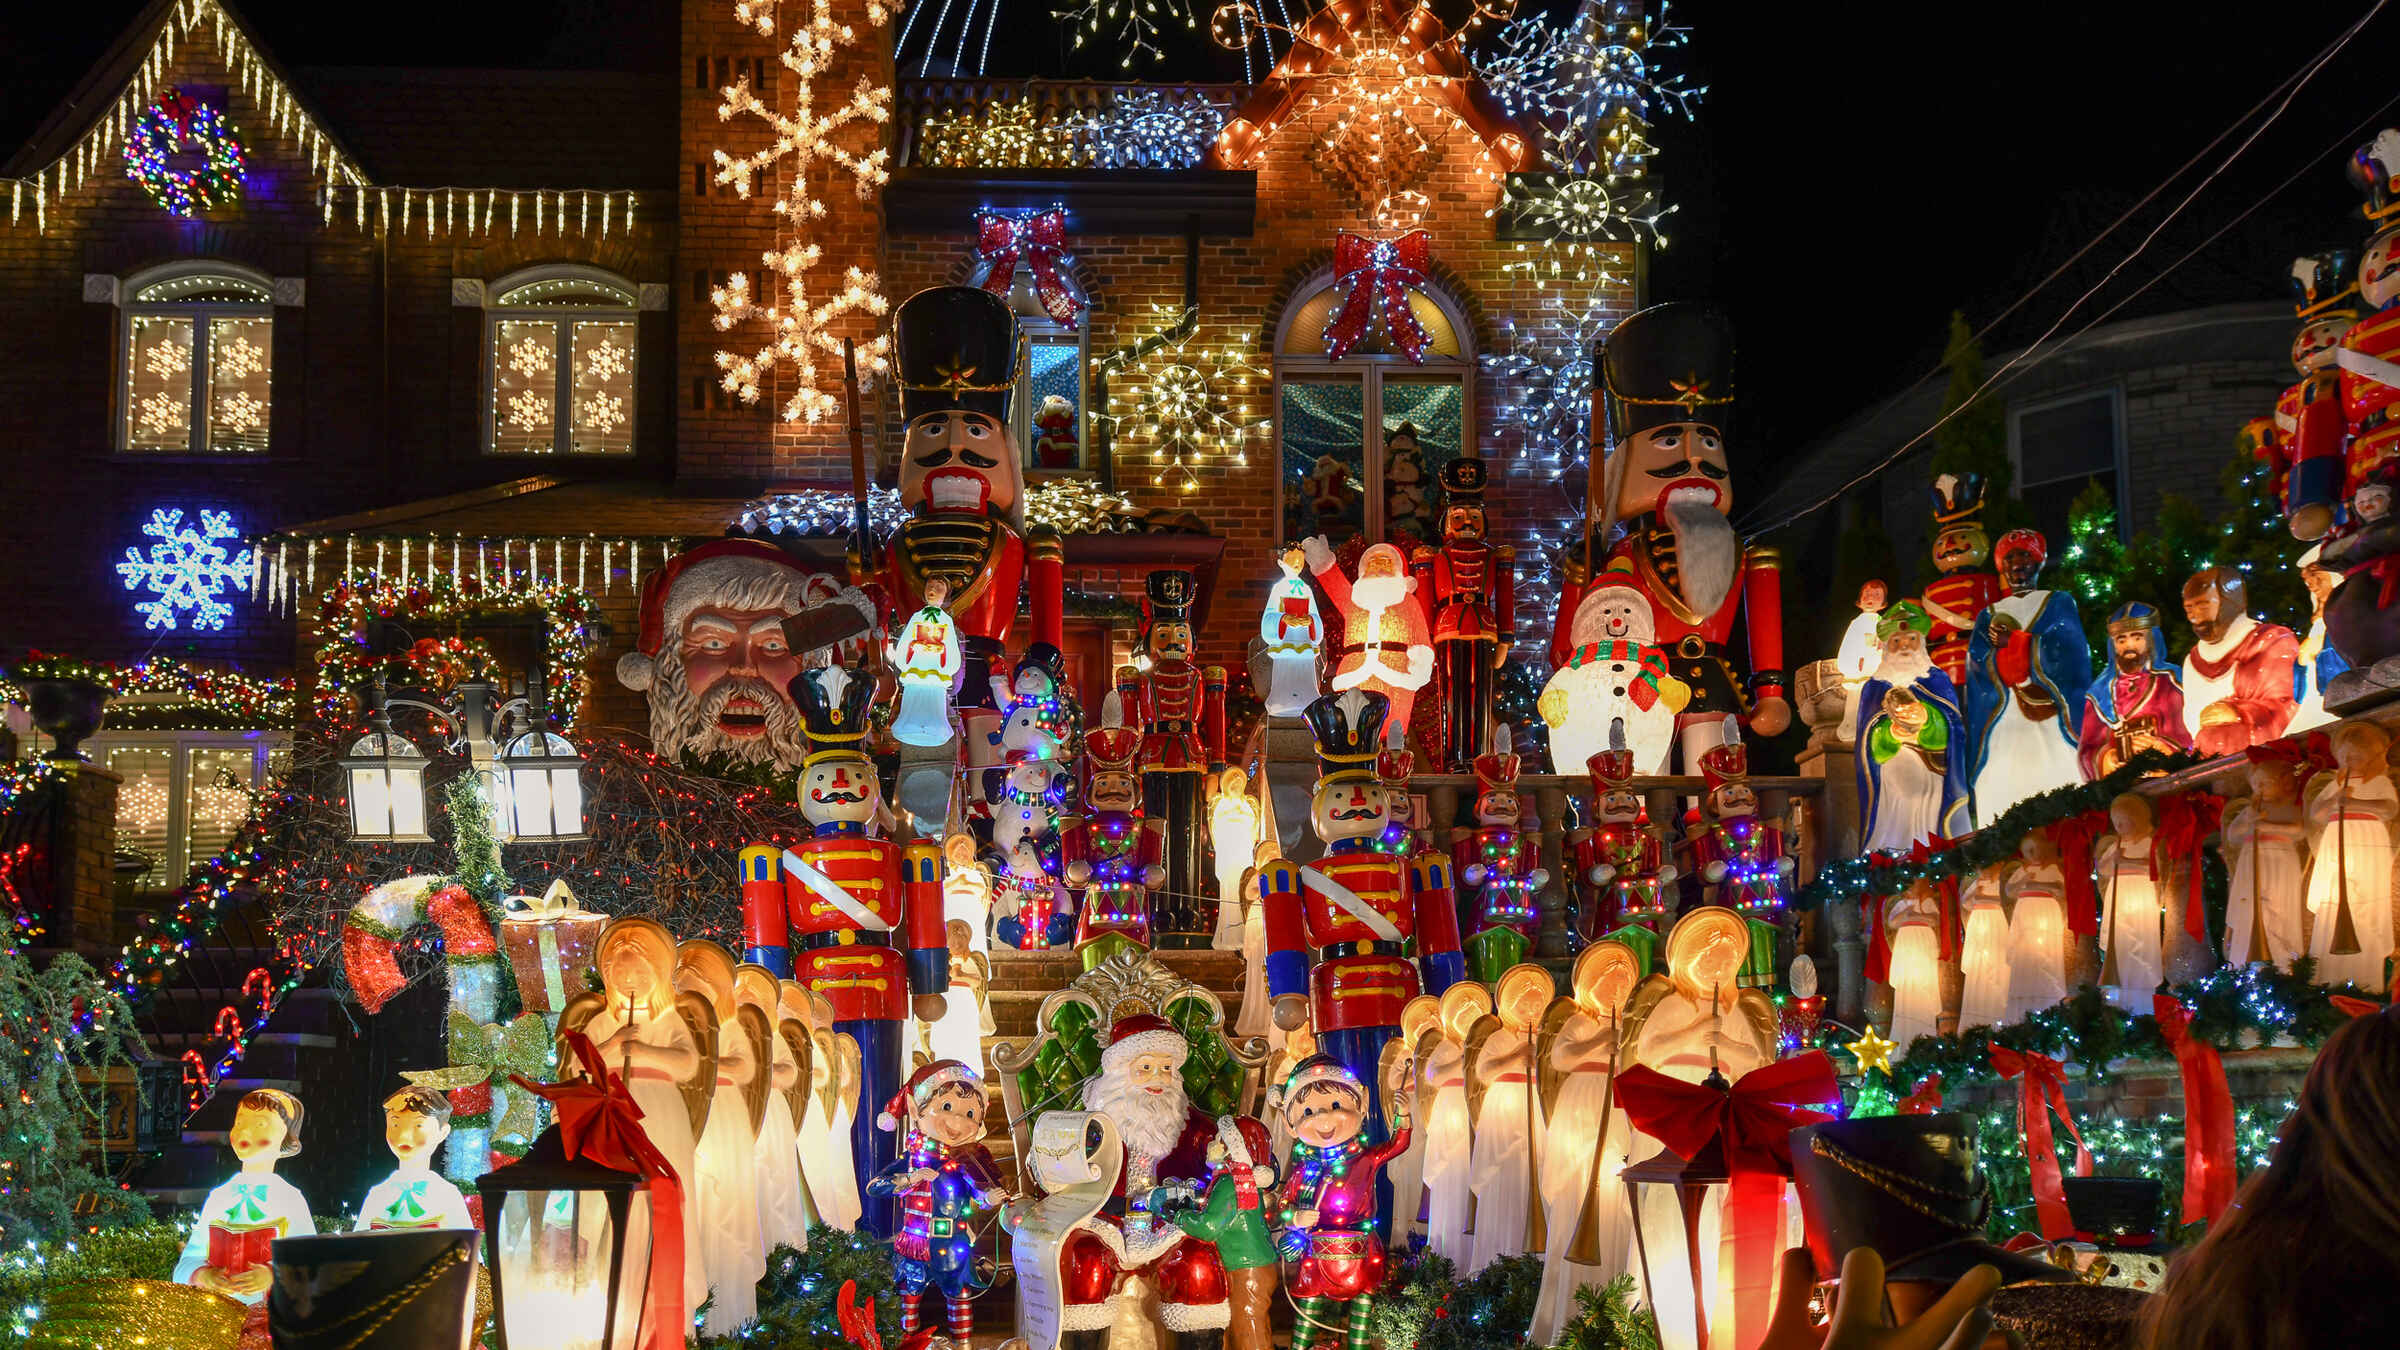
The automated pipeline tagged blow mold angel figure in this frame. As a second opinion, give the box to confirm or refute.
[175,1089,316,1304]
[353,1086,474,1233]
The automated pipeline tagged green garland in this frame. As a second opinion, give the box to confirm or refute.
[1,1221,186,1340]
[694,1225,904,1349]
[1372,1251,1545,1350]
[2,652,297,731]
[1972,1100,2295,1243]
[1551,1276,1662,1350]
[307,570,604,731]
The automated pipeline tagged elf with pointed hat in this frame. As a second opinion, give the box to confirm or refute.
[1270,1055,1415,1350]
[867,1059,1009,1350]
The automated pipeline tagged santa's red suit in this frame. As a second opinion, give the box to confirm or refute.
[1057,1016,1231,1345]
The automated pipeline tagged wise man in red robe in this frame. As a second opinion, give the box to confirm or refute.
[2076,602,2193,778]
[2180,567,2300,758]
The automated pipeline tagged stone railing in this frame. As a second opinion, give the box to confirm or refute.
[894,80,1244,171]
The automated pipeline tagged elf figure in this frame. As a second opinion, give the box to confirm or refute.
[1571,719,1678,959]
[1065,721,1167,966]
[1272,1055,1414,1350]
[1411,454,1515,771]
[353,1086,473,1232]
[1171,1115,1282,1350]
[1455,727,1548,982]
[783,666,951,1237]
[1118,569,1228,945]
[1686,719,1793,989]
[175,1089,315,1305]
[868,1060,1009,1350]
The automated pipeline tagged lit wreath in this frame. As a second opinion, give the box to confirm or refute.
[122,88,247,217]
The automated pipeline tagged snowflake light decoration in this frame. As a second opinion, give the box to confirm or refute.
[214,390,266,436]
[215,335,265,382]
[143,339,191,379]
[710,0,894,424]
[507,389,551,433]
[580,335,630,382]
[117,508,254,632]
[1094,304,1268,492]
[579,393,627,434]
[507,336,553,380]
[137,392,187,436]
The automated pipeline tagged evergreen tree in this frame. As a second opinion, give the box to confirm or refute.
[1848,1067,1899,1118]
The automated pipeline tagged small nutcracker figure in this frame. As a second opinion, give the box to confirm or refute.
[1412,454,1516,771]
[1119,569,1228,946]
[1686,718,1793,989]
[869,1060,1008,1350]
[1920,472,2002,689]
[782,666,951,1238]
[1454,727,1548,982]
[1570,719,1678,962]
[1065,723,1166,966]
[1374,721,1425,856]
[1257,691,1464,1231]
[2275,250,2358,538]
[1271,1055,1414,1350]
[2338,133,2400,525]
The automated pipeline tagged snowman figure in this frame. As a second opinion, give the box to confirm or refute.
[1539,577,1690,775]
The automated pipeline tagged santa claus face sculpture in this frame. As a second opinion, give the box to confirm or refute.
[681,607,802,744]
[900,411,1023,517]
[1311,776,1391,845]
[1350,543,1417,613]
[1611,422,1730,522]
[799,758,880,828]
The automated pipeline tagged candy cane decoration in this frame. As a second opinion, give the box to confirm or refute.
[341,874,504,1181]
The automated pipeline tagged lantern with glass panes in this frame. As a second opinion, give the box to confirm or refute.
[1620,1094,1733,1350]
[477,1121,656,1350]
[342,698,433,843]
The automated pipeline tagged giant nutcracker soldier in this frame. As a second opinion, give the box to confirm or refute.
[1411,455,1515,771]
[1685,719,1794,989]
[1064,722,1167,966]
[1117,570,1227,946]
[878,285,1066,709]
[777,666,949,1237]
[1257,690,1465,1230]
[1553,301,1788,771]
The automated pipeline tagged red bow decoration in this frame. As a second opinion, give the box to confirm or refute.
[975,208,1082,325]
[1897,1072,1946,1115]
[2151,791,2225,941]
[2152,994,2235,1226]
[1989,1043,2092,1241]
[2332,993,2390,1017]
[512,1032,689,1350]
[837,1280,884,1350]
[2047,810,2109,936]
[1324,230,1432,362]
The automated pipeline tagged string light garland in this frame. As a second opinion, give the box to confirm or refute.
[1,653,296,730]
[303,571,603,731]
[1973,1098,2294,1242]
[1058,0,1210,70]
[710,0,894,424]
[321,185,642,238]
[121,89,245,218]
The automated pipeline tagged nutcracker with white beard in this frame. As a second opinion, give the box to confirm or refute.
[1555,301,1789,773]
[615,539,877,772]
[1056,1016,1232,1350]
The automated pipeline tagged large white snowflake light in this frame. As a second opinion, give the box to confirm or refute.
[507,336,553,379]
[579,393,627,434]
[215,335,265,382]
[137,391,188,436]
[144,339,191,379]
[710,0,893,424]
[581,334,630,382]
[214,390,266,436]
[117,507,253,632]
[507,389,552,433]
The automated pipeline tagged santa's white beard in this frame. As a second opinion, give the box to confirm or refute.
[1664,496,1737,616]
[1874,647,1934,687]
[1350,573,1409,615]
[648,654,805,767]
[1083,1068,1189,1161]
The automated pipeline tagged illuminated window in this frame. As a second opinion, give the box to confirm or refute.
[966,259,1093,475]
[98,732,287,888]
[120,264,274,454]
[488,266,639,456]
[1273,272,1471,548]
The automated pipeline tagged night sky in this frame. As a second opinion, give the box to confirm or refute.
[6,0,2392,512]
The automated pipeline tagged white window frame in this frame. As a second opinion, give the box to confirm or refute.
[2008,383,2129,536]
[117,261,276,455]
[483,264,641,456]
[1271,270,1475,541]
[91,728,288,887]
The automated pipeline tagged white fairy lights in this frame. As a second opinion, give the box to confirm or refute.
[1093,305,1269,493]
[710,0,895,424]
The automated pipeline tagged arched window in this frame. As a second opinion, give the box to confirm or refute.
[966,258,1092,476]
[487,266,639,456]
[1273,272,1472,546]
[121,262,274,454]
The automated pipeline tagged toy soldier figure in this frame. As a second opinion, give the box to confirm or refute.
[2275,250,2358,539]
[2340,132,2400,528]
[1258,690,1465,1230]
[1411,454,1515,771]
[1570,720,1678,966]
[782,666,950,1237]
[1454,728,1548,982]
[1920,473,2001,689]
[1554,301,1788,773]
[1375,722,1426,856]
[880,285,1065,708]
[1065,723,1166,967]
[1118,570,1227,946]
[1684,718,1793,989]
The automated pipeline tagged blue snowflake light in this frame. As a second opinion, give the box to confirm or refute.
[117,507,253,631]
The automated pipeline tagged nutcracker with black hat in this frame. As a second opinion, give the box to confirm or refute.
[1920,473,2002,690]
[1255,691,1464,1232]
[1410,453,1515,771]
[1117,568,1226,946]
[2271,248,2359,540]
[779,665,949,1236]
[880,285,1065,707]
[2338,131,2400,533]
[1556,301,1787,777]
[867,1058,1009,1350]
[1684,717,1793,991]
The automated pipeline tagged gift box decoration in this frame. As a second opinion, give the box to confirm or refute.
[498,879,603,1013]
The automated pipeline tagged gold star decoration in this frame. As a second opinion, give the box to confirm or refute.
[1845,1025,1897,1077]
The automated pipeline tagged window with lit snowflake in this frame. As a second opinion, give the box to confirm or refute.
[120,267,273,453]
[486,268,639,455]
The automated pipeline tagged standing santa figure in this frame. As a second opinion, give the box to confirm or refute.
[2305,720,2398,991]
[2226,747,2312,970]
[1855,602,1972,853]
[2097,794,2165,1012]
[2078,602,2192,778]
[1539,576,1690,776]
[1302,536,1434,742]
[2180,567,2301,758]
[1965,528,2092,821]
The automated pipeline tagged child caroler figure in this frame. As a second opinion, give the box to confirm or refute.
[867,1060,1009,1350]
[355,1085,474,1231]
[1273,1055,1414,1350]
[174,1089,315,1304]
[1171,1115,1282,1350]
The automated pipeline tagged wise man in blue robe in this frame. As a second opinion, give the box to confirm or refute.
[1857,601,1973,853]
[1965,528,2094,820]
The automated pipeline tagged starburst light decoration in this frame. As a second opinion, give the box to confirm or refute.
[710,0,894,424]
[117,507,254,632]
[1094,306,1269,492]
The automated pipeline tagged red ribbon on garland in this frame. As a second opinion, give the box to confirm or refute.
[2151,994,2235,1226]
[2151,791,2225,941]
[2047,809,2109,936]
[1862,837,1958,983]
[1897,1072,1945,1115]
[1989,1043,2093,1241]
[1323,230,1433,361]
[975,208,1082,325]
[513,1032,689,1350]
